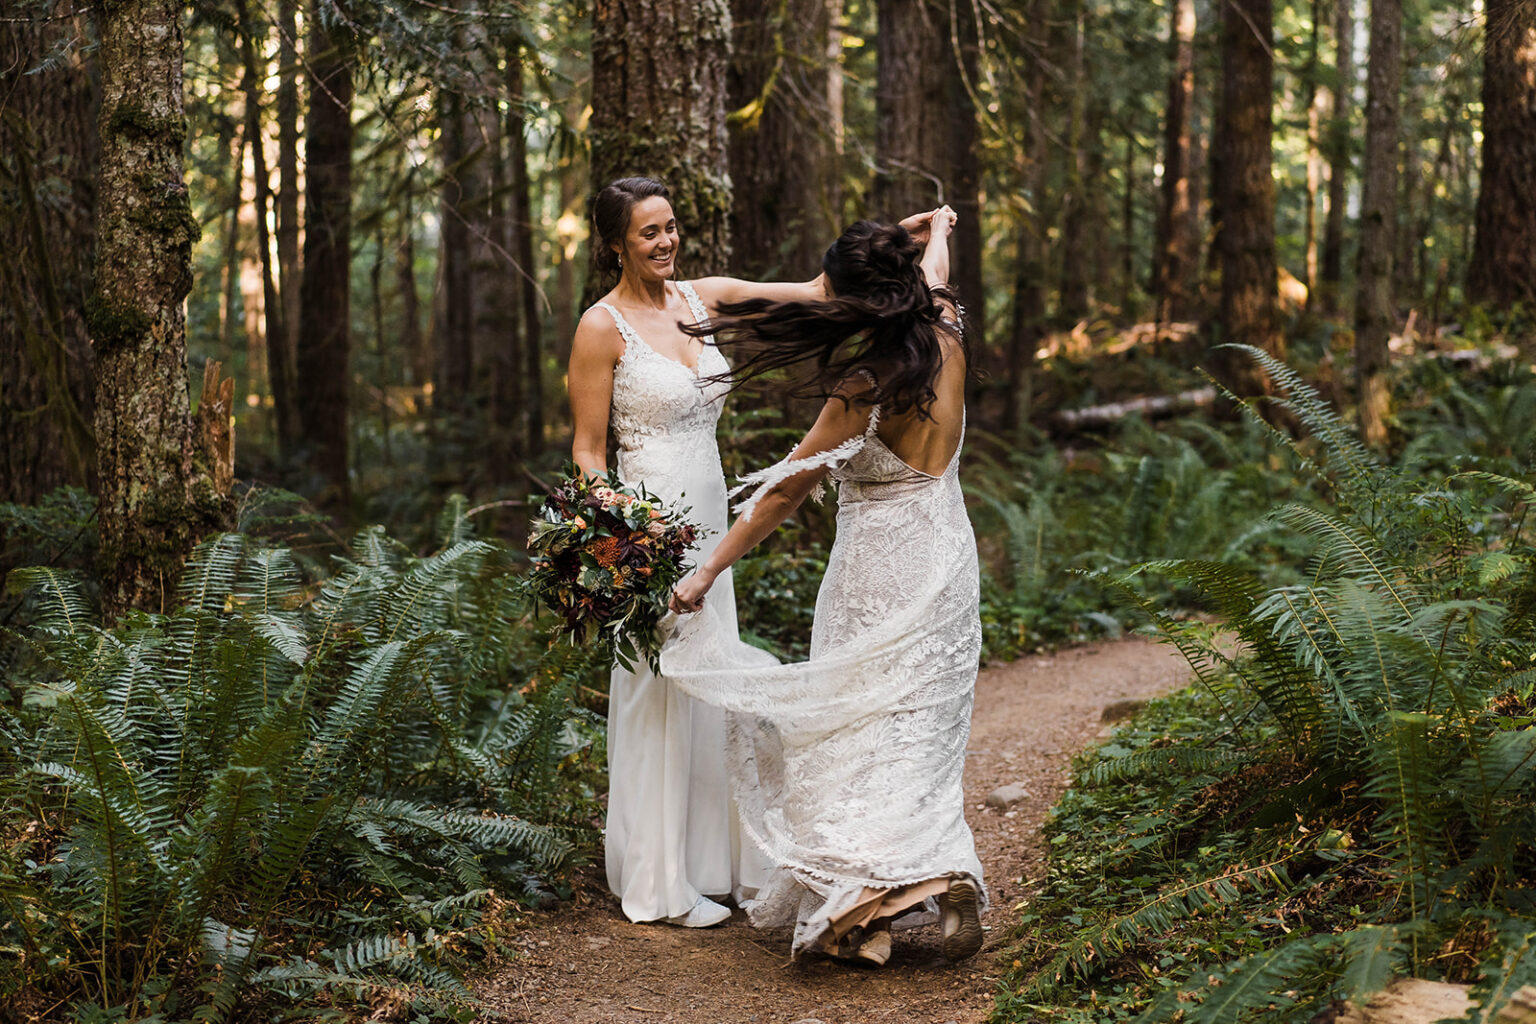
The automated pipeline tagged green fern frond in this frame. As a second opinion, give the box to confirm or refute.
[5,566,94,636]
[1217,344,1383,485]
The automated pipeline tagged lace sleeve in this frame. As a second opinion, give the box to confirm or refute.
[729,404,881,522]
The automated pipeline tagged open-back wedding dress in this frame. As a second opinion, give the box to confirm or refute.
[661,400,987,957]
[596,281,766,922]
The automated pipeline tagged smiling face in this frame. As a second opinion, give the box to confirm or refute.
[616,196,679,283]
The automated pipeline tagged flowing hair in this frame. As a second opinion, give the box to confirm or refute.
[684,221,967,419]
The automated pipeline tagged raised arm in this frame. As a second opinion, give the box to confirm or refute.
[687,273,830,311]
[915,205,956,290]
[669,386,875,613]
[568,309,626,478]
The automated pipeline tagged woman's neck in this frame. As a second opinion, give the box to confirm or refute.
[612,275,671,310]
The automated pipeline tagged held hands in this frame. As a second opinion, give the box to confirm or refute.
[669,568,718,614]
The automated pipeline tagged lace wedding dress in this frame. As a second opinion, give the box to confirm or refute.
[661,402,987,957]
[594,281,767,922]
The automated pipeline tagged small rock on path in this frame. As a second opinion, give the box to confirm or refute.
[474,637,1190,1024]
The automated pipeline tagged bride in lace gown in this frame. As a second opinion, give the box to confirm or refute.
[663,208,985,965]
[568,177,835,927]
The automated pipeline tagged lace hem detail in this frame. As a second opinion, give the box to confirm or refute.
[728,405,881,521]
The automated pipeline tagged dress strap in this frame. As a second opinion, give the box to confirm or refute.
[592,301,644,352]
[728,405,881,522]
[677,281,710,333]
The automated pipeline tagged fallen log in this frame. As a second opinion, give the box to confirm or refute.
[1052,386,1217,430]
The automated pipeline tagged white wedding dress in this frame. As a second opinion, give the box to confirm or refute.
[594,281,768,922]
[661,399,987,957]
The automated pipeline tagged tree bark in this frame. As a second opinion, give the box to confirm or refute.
[508,41,543,456]
[90,0,230,619]
[235,0,291,454]
[1003,0,1051,434]
[275,0,302,451]
[1353,0,1401,447]
[1302,0,1322,306]
[0,5,98,504]
[591,0,733,280]
[1211,0,1284,396]
[295,0,354,510]
[872,0,949,219]
[872,0,984,345]
[1058,0,1090,318]
[727,0,839,279]
[1467,0,1536,309]
[1155,0,1198,323]
[1320,0,1354,312]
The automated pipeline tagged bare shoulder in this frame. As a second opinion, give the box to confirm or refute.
[682,276,734,309]
[572,304,625,363]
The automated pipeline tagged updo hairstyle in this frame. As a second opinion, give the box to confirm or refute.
[591,176,671,281]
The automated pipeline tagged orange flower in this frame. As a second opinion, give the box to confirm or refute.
[588,535,624,568]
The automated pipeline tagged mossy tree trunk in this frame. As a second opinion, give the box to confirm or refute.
[1467,0,1536,310]
[0,7,98,505]
[727,0,839,279]
[90,0,230,620]
[1353,0,1401,447]
[296,0,353,511]
[590,0,733,282]
[1211,0,1284,398]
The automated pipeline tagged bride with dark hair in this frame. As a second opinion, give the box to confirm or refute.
[663,206,986,966]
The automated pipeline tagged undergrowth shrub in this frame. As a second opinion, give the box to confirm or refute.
[0,504,603,1022]
[965,415,1316,658]
[996,348,1536,1023]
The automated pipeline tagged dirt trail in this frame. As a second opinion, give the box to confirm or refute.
[476,637,1190,1024]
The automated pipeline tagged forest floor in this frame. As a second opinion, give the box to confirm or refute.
[475,637,1192,1024]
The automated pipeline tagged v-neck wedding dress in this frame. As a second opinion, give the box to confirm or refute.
[592,281,769,922]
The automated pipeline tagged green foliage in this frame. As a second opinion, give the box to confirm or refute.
[997,349,1536,1023]
[964,416,1316,658]
[0,517,600,1022]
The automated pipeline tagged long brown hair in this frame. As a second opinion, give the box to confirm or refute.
[684,220,966,419]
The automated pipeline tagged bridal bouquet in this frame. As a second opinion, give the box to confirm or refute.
[526,465,702,671]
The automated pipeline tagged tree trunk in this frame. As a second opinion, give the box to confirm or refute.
[1212,0,1284,396]
[0,6,97,505]
[1353,0,1401,447]
[397,186,427,387]
[1467,0,1536,309]
[295,0,353,510]
[727,0,839,278]
[436,88,472,412]
[1302,0,1322,306]
[949,3,985,348]
[590,0,733,280]
[90,0,230,619]
[1320,0,1354,312]
[235,0,290,453]
[1058,0,1090,318]
[508,41,543,456]
[872,0,949,219]
[1155,0,1198,322]
[275,0,302,452]
[1003,0,1051,434]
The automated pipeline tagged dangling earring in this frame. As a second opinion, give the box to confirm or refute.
[617,252,623,268]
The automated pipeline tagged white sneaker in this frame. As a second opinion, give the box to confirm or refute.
[664,895,731,928]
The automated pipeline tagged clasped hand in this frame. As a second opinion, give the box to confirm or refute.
[669,569,716,614]
[899,205,958,244]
